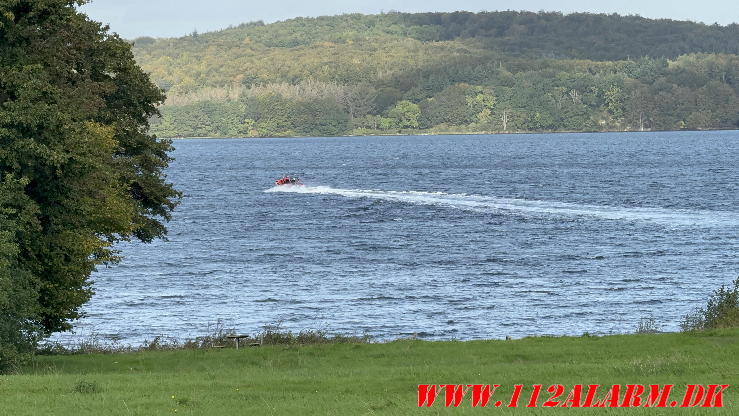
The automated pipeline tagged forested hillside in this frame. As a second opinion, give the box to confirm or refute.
[129,11,739,137]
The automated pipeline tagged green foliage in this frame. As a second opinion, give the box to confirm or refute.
[130,12,739,138]
[386,100,420,129]
[0,176,41,373]
[419,84,493,128]
[134,12,739,90]
[295,98,350,136]
[0,0,180,360]
[682,277,739,331]
[155,89,352,138]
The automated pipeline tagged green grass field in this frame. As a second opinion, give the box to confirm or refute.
[2,330,737,415]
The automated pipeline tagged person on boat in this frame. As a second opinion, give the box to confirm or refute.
[276,175,299,185]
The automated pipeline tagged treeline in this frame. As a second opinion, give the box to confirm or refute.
[150,54,739,137]
[132,12,739,137]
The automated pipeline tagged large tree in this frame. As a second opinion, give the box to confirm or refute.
[0,0,179,361]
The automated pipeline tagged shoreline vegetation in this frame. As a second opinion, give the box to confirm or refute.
[27,317,668,356]
[162,127,739,140]
[25,275,739,356]
[3,329,738,414]
[133,12,739,139]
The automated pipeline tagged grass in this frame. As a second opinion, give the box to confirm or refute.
[2,330,738,415]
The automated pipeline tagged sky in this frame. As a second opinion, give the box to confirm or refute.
[80,0,739,39]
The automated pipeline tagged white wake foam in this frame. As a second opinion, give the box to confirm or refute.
[265,185,739,227]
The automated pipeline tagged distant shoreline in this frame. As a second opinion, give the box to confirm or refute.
[164,128,738,140]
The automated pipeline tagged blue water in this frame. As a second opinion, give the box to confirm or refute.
[59,131,739,344]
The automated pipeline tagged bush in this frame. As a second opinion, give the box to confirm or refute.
[681,276,739,332]
[0,301,41,374]
[0,308,42,374]
[0,204,42,374]
[36,321,371,356]
[260,329,370,345]
[0,345,26,375]
[635,317,660,334]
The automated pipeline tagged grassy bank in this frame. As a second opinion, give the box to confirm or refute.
[2,330,738,415]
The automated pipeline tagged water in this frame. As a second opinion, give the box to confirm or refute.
[57,131,739,344]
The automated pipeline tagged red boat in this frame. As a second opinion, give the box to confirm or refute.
[274,175,303,186]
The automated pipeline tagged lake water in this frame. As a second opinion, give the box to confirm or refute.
[56,131,739,344]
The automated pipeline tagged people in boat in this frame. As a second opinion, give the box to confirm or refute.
[275,175,301,185]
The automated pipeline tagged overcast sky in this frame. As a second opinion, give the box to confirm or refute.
[80,0,738,39]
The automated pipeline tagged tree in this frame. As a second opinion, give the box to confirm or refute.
[603,86,625,119]
[465,86,496,123]
[387,100,420,129]
[624,80,655,131]
[244,93,299,137]
[296,98,350,136]
[124,11,739,137]
[419,84,475,127]
[0,176,41,372]
[0,0,180,360]
[336,83,376,120]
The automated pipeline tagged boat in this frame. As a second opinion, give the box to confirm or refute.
[274,175,303,186]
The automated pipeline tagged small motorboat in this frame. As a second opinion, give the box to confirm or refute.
[274,175,303,186]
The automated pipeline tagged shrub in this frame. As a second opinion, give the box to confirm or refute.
[0,345,25,375]
[635,317,660,334]
[0,249,42,374]
[35,321,371,356]
[681,276,739,331]
[0,178,43,374]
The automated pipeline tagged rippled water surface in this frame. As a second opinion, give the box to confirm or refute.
[59,132,739,343]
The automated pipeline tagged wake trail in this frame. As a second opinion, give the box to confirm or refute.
[265,185,739,227]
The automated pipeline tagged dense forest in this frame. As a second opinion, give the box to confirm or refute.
[129,11,739,137]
